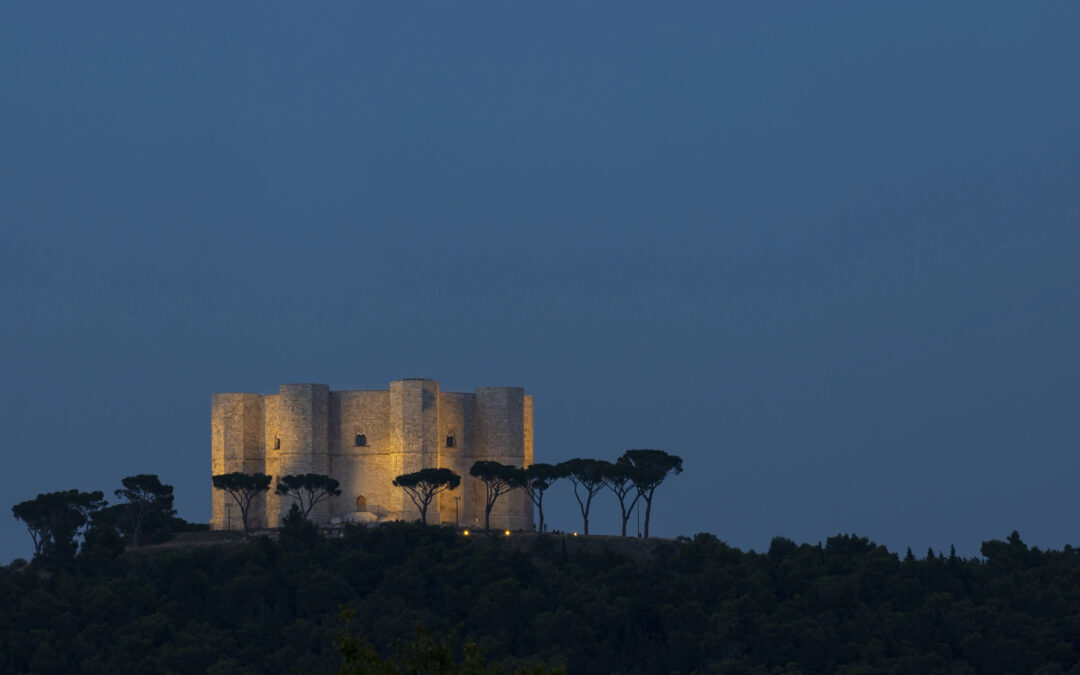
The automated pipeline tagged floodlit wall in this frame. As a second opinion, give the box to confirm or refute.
[210,379,535,530]
[476,387,533,532]
[210,393,264,530]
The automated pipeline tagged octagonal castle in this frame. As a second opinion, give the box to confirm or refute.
[211,379,534,531]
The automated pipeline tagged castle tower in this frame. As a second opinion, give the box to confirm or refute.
[210,393,265,530]
[270,384,330,524]
[476,387,534,531]
[390,379,440,519]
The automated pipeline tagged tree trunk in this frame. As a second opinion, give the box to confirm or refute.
[537,495,545,534]
[618,498,630,537]
[231,493,251,536]
[643,495,653,538]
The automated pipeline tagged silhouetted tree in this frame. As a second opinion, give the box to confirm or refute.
[522,463,567,534]
[393,468,461,525]
[767,536,798,561]
[211,472,272,535]
[275,473,342,521]
[603,459,641,537]
[981,530,1032,568]
[280,503,320,547]
[78,516,126,570]
[11,489,106,562]
[12,496,53,559]
[560,458,609,535]
[469,461,524,532]
[621,449,683,538]
[114,474,176,547]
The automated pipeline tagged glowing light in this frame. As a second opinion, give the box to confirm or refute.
[463,529,470,536]
[504,530,511,536]
[573,532,578,537]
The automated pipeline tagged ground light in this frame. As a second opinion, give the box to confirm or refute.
[504,530,511,536]
[463,529,469,536]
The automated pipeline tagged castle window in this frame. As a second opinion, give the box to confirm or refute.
[446,432,455,448]
[274,436,281,450]
[355,432,367,447]
[356,495,367,511]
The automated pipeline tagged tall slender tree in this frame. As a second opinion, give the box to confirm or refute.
[275,473,342,521]
[212,472,272,535]
[560,458,609,536]
[621,449,683,538]
[522,463,567,534]
[393,468,461,525]
[469,461,524,533]
[603,459,641,537]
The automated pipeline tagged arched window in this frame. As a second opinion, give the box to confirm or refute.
[445,431,455,448]
[274,435,281,450]
[356,495,367,511]
[355,432,367,447]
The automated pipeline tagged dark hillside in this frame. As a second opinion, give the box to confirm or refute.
[2,525,1080,674]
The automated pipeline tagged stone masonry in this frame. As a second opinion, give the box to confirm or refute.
[211,379,534,531]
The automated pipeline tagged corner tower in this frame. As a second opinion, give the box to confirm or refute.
[210,393,264,530]
[389,379,441,517]
[266,383,331,524]
[475,387,534,531]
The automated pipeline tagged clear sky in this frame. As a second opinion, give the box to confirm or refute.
[2,2,1078,563]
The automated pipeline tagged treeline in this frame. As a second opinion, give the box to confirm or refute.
[10,475,201,570]
[10,448,683,570]
[3,523,1080,673]
[213,448,684,535]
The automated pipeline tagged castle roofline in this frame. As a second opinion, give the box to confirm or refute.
[212,380,529,398]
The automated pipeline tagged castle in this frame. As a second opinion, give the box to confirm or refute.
[211,379,534,531]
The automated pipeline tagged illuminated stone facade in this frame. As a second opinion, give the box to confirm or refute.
[211,379,534,531]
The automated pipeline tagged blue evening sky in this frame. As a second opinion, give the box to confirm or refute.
[2,2,1078,562]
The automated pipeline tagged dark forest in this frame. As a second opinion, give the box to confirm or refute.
[3,521,1079,674]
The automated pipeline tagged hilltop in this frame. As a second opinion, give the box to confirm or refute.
[4,523,1080,673]
[134,526,676,563]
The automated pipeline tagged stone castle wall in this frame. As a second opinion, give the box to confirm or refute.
[211,379,534,531]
